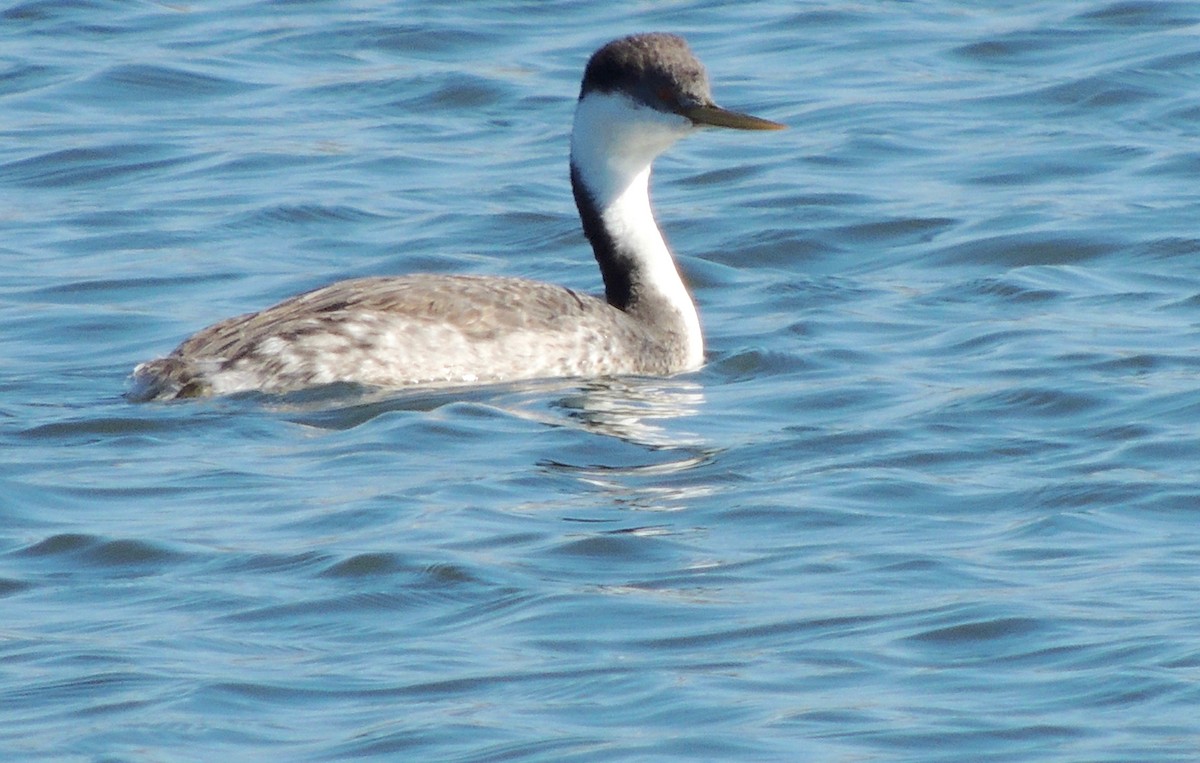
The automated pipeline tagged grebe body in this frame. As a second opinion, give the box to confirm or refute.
[131,33,783,400]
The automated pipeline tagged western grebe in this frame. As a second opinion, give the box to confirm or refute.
[130,33,784,400]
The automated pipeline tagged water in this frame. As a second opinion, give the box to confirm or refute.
[3,1,1200,760]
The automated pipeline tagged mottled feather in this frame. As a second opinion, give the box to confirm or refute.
[130,275,691,400]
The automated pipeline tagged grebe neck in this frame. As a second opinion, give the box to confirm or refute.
[569,91,702,366]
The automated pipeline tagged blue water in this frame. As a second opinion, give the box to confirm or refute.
[3,1,1200,760]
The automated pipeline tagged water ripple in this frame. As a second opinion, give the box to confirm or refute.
[87,63,251,100]
[2,144,195,188]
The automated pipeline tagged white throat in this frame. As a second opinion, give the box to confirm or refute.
[569,91,704,369]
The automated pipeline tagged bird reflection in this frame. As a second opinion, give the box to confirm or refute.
[552,377,706,447]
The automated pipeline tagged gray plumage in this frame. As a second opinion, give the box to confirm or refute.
[131,274,690,399]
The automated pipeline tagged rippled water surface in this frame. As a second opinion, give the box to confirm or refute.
[4,2,1200,760]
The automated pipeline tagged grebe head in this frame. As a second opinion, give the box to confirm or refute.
[581,33,785,131]
[570,33,784,198]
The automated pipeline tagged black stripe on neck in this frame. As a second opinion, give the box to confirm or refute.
[570,160,633,311]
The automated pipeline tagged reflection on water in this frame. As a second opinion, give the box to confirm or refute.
[545,379,720,514]
[243,375,720,515]
[553,377,706,447]
[270,375,705,445]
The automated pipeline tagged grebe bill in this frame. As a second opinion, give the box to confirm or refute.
[130,33,784,401]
